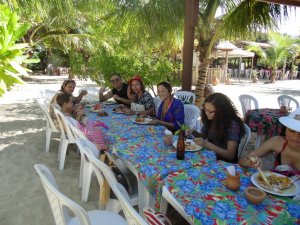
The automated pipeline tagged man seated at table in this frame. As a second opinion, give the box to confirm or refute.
[99,73,134,106]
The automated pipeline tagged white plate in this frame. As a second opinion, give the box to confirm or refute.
[131,118,152,125]
[251,172,299,197]
[104,101,117,105]
[173,139,202,152]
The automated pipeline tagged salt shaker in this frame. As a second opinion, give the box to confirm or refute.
[163,130,173,146]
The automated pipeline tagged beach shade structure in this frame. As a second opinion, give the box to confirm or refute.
[34,164,127,225]
[36,99,60,152]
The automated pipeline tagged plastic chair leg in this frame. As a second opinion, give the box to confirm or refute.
[81,164,93,201]
[59,139,69,171]
[45,127,52,152]
[79,156,84,188]
[58,134,64,161]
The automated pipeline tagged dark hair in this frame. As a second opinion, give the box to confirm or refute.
[61,79,76,92]
[201,92,245,141]
[157,81,172,94]
[129,79,145,95]
[56,93,72,107]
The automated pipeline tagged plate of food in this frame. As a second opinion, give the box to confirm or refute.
[131,117,152,125]
[104,100,117,105]
[251,171,299,196]
[172,139,202,152]
[90,104,103,112]
[112,107,125,114]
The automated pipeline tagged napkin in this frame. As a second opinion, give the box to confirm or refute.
[227,166,236,176]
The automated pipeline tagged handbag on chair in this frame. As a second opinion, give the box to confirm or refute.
[143,207,172,225]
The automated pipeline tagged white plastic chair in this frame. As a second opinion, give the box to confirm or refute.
[153,96,162,116]
[40,89,56,106]
[174,91,195,104]
[34,164,127,225]
[36,99,60,152]
[277,95,299,109]
[238,124,251,158]
[111,183,148,225]
[75,138,102,202]
[239,94,259,117]
[183,104,200,130]
[53,106,77,170]
[89,153,139,214]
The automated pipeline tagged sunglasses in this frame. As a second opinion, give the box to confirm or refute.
[110,78,120,84]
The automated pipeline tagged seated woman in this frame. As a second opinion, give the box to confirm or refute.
[239,107,300,174]
[50,79,87,117]
[193,93,245,163]
[150,81,184,133]
[124,75,155,116]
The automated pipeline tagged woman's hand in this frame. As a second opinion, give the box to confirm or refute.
[149,119,160,125]
[80,90,88,96]
[247,154,263,169]
[194,137,206,147]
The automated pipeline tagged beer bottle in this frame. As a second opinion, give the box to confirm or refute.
[176,130,185,160]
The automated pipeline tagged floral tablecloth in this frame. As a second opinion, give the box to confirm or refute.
[82,104,165,149]
[164,161,300,225]
[113,135,217,209]
[244,108,287,138]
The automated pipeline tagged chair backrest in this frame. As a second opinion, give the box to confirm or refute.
[53,106,76,143]
[36,99,59,132]
[239,94,259,117]
[34,164,91,225]
[277,95,299,109]
[238,124,251,158]
[111,183,148,225]
[174,91,195,104]
[184,104,200,130]
[153,96,162,116]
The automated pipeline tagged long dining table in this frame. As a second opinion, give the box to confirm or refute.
[80,102,300,224]
[80,103,216,211]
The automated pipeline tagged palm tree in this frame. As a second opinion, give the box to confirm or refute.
[193,0,287,106]
[247,32,300,82]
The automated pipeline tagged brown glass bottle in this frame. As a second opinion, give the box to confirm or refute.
[176,130,185,160]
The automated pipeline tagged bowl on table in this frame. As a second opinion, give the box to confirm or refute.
[244,186,266,204]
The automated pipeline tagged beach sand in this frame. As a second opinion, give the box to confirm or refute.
[0,75,299,225]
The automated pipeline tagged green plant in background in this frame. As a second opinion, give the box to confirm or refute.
[0,5,39,96]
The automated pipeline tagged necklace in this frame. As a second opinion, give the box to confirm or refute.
[161,97,173,120]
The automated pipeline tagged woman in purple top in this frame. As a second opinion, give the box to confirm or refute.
[194,93,245,163]
[150,81,184,133]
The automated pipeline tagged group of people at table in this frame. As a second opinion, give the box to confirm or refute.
[48,73,300,222]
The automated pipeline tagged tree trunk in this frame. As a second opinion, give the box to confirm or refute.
[194,58,211,107]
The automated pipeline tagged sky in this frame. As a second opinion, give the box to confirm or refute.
[276,7,300,37]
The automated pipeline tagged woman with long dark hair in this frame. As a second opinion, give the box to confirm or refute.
[194,93,245,163]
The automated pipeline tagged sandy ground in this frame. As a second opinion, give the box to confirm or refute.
[0,75,299,225]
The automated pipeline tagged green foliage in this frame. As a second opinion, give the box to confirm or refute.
[0,4,39,96]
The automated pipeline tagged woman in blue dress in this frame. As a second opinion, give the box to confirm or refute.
[150,81,184,133]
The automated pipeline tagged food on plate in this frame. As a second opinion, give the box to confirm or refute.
[185,140,200,150]
[113,107,124,113]
[257,173,292,190]
[135,117,145,123]
[97,111,108,117]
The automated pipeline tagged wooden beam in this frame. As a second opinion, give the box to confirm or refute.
[181,0,199,91]
[258,0,300,6]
